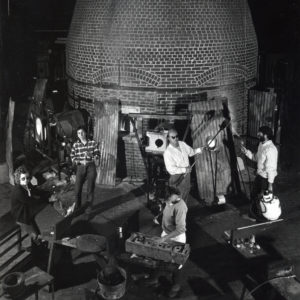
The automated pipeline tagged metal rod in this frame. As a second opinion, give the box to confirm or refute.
[128,113,190,120]
[189,119,231,170]
[34,148,55,162]
[174,119,231,187]
[208,150,216,199]
[214,151,218,200]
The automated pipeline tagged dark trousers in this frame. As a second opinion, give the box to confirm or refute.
[172,268,182,286]
[250,175,268,217]
[169,173,191,203]
[74,162,97,208]
[251,175,269,202]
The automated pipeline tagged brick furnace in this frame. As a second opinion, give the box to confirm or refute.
[66,0,258,186]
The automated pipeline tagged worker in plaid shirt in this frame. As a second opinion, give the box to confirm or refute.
[71,126,100,212]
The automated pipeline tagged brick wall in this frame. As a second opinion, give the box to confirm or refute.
[66,0,258,180]
[67,0,257,87]
[68,79,255,135]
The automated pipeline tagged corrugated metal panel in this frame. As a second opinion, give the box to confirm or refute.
[189,97,232,204]
[94,99,119,186]
[30,79,48,120]
[24,79,49,151]
[33,79,48,103]
[248,90,276,149]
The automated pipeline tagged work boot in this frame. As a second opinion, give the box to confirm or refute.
[248,204,266,223]
[241,204,259,222]
[247,206,258,220]
[168,283,181,298]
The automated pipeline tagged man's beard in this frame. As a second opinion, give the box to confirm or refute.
[259,136,265,142]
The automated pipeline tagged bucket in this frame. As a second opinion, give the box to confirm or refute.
[2,272,25,297]
[97,266,127,299]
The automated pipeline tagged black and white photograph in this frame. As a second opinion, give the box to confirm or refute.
[1,1,300,299]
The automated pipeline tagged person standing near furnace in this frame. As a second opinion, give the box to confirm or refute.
[241,126,278,217]
[163,128,202,203]
[145,187,187,298]
[71,126,100,212]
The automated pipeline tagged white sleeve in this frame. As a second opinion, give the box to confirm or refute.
[182,142,196,157]
[265,148,278,183]
[194,147,202,154]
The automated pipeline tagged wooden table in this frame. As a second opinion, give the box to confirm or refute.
[46,233,108,275]
[269,276,300,299]
[0,266,54,300]
[223,219,300,299]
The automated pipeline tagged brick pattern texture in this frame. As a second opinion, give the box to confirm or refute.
[67,0,257,132]
[66,0,258,179]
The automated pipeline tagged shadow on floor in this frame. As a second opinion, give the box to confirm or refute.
[87,184,147,219]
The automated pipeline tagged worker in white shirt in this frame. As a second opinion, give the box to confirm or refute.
[163,129,202,203]
[241,126,278,217]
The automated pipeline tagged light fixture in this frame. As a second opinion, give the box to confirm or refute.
[35,117,43,141]
[206,136,216,150]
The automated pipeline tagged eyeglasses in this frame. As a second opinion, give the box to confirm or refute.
[170,135,178,139]
[20,176,30,181]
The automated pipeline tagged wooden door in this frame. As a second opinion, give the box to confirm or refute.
[94,99,119,186]
[248,89,277,147]
[190,97,236,205]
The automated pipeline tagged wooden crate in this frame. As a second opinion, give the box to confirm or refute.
[125,232,190,265]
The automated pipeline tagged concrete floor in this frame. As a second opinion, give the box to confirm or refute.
[2,169,300,299]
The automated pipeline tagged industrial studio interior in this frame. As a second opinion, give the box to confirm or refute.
[1,0,300,299]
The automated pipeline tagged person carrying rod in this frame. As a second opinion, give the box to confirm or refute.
[241,126,278,219]
[163,128,203,203]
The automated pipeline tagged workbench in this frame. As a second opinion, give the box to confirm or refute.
[224,218,300,299]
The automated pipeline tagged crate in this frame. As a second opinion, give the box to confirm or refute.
[125,232,190,265]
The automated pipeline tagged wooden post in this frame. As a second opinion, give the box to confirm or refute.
[189,97,233,205]
[94,99,119,186]
[6,97,15,185]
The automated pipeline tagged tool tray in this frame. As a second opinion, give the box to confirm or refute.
[125,232,190,265]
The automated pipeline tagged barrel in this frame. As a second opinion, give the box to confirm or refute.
[97,267,127,299]
[2,272,25,298]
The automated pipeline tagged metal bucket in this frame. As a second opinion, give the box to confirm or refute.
[97,267,127,300]
[2,272,25,298]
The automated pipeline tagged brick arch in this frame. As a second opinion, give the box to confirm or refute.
[195,64,248,87]
[92,66,161,87]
